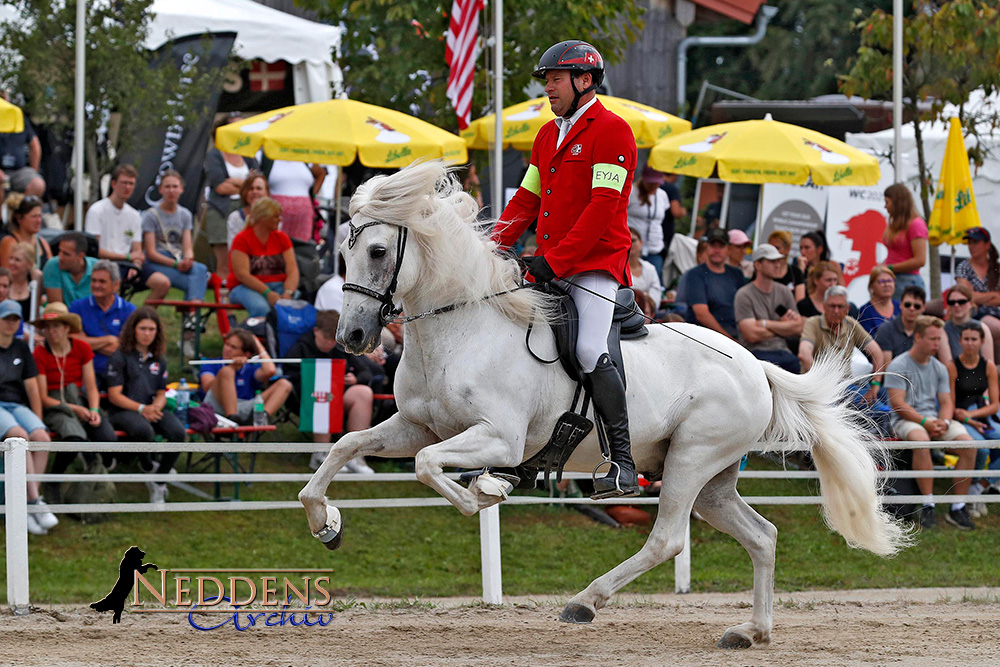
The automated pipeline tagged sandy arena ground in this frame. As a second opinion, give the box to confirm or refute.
[3,587,998,666]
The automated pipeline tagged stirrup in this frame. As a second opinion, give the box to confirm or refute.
[590,460,640,500]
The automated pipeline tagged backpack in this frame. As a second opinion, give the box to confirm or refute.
[267,299,317,358]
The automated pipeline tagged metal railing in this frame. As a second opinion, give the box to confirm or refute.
[3,437,998,616]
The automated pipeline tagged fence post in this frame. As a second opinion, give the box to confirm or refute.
[674,518,691,594]
[4,437,30,615]
[479,504,503,604]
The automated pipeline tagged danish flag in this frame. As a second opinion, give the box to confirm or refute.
[445,0,485,130]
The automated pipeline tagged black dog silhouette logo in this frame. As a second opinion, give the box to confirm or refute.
[90,546,158,624]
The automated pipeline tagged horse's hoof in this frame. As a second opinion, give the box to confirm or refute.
[559,603,595,624]
[312,505,344,551]
[717,631,753,649]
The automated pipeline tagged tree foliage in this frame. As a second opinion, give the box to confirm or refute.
[0,0,219,200]
[296,0,644,130]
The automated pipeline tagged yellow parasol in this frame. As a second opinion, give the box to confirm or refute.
[648,114,881,186]
[215,99,467,168]
[461,95,691,150]
[0,98,24,133]
[928,117,980,245]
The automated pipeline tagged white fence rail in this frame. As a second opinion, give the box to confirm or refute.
[3,437,999,615]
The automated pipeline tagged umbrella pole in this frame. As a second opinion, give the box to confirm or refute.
[491,0,504,218]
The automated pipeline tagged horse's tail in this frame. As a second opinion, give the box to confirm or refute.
[759,353,913,557]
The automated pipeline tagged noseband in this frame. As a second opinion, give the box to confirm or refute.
[341,219,409,326]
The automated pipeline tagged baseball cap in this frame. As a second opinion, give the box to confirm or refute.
[964,227,991,243]
[751,243,785,262]
[728,229,751,246]
[705,228,729,245]
[0,299,22,320]
[641,165,665,185]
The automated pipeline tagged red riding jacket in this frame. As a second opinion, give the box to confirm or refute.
[492,98,637,285]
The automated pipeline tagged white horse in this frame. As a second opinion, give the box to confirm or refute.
[299,161,910,648]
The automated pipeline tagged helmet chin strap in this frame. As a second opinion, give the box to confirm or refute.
[562,73,598,119]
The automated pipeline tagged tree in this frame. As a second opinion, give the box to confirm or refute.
[840,0,1000,296]
[0,0,219,204]
[296,0,644,130]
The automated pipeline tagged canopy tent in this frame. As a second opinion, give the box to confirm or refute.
[146,0,342,104]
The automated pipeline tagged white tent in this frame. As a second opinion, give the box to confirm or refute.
[147,0,343,104]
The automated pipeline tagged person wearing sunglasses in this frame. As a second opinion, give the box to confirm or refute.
[939,284,994,365]
[857,265,900,336]
[874,285,926,370]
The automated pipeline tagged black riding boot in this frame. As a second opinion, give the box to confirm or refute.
[587,353,639,499]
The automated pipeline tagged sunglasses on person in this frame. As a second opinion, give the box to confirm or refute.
[947,298,971,306]
[901,302,924,309]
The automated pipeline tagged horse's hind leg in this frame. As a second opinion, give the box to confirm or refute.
[693,462,776,649]
[560,450,719,624]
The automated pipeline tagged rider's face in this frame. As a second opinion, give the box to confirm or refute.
[545,70,589,117]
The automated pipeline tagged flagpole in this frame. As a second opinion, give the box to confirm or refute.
[892,0,902,182]
[492,0,503,217]
[73,0,85,230]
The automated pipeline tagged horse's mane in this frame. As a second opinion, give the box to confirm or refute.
[349,161,556,326]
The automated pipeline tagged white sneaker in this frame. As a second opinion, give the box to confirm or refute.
[33,498,59,530]
[148,482,169,505]
[309,451,327,471]
[344,457,375,475]
[26,513,48,536]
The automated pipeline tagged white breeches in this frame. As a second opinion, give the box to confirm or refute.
[559,271,619,373]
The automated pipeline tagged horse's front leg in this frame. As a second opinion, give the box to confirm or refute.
[299,413,436,536]
[414,424,523,516]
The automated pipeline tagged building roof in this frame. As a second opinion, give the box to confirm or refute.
[691,0,766,25]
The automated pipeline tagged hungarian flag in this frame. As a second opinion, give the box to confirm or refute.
[299,359,346,434]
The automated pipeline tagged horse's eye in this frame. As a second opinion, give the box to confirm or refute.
[370,246,387,259]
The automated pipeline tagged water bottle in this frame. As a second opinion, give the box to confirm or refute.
[176,378,190,428]
[253,390,267,427]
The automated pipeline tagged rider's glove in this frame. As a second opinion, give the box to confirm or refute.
[525,255,557,284]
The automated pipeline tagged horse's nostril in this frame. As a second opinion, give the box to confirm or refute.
[348,329,364,345]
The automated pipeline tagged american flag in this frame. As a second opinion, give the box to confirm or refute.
[445,0,485,130]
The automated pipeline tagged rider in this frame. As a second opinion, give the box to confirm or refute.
[492,40,639,499]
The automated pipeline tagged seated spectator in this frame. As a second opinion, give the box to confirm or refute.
[940,284,994,364]
[794,230,842,301]
[0,195,52,270]
[798,285,885,403]
[0,267,10,300]
[85,164,168,296]
[875,285,925,368]
[734,243,802,373]
[684,228,745,340]
[727,229,753,279]
[7,242,36,325]
[314,254,346,313]
[885,315,976,530]
[105,307,184,504]
[43,232,96,304]
[0,115,45,199]
[226,170,270,249]
[797,261,843,318]
[199,328,292,424]
[286,310,375,473]
[765,230,804,292]
[227,197,299,317]
[32,303,116,493]
[857,265,899,335]
[139,170,208,302]
[955,226,1000,363]
[0,299,55,535]
[627,227,663,307]
[203,119,259,278]
[70,261,136,384]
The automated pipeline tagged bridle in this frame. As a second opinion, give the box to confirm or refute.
[341,219,409,327]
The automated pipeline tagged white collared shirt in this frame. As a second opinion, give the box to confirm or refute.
[554,96,598,149]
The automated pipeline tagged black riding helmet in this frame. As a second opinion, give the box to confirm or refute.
[532,40,605,118]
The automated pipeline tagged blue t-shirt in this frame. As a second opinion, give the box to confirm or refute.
[683,263,746,338]
[69,295,137,375]
[857,300,900,336]
[200,360,260,401]
[43,256,97,304]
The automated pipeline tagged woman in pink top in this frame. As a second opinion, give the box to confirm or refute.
[882,183,927,300]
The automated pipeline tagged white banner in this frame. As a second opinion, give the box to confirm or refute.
[756,183,829,257]
[826,186,888,305]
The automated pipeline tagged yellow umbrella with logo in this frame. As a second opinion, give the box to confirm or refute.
[215,99,467,168]
[928,117,980,245]
[0,98,24,133]
[648,114,880,186]
[461,95,691,150]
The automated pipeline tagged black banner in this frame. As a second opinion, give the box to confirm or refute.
[124,32,236,213]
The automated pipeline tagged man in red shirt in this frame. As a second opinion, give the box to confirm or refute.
[492,40,639,499]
